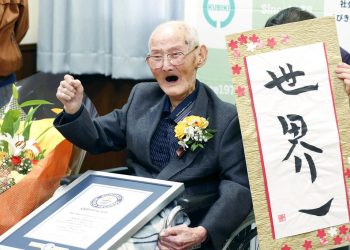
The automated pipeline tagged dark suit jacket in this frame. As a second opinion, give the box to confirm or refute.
[54,80,252,249]
[341,47,350,65]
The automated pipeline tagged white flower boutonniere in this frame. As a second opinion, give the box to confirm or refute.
[174,116,216,153]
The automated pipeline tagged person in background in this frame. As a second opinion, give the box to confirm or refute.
[336,63,350,99]
[0,0,29,107]
[54,21,252,250]
[265,7,350,107]
[265,7,350,65]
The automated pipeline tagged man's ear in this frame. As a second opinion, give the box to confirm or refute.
[196,44,208,68]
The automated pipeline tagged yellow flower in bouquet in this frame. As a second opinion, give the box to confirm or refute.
[0,85,52,194]
[174,115,215,152]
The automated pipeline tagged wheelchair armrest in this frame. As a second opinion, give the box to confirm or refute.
[165,192,219,229]
[60,166,131,186]
[177,192,219,213]
[60,174,80,186]
[103,166,132,175]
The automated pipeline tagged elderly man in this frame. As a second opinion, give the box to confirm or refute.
[54,21,252,250]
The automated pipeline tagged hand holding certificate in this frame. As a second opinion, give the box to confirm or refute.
[0,171,184,250]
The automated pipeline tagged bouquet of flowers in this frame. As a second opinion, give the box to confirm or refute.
[0,85,51,194]
[174,115,216,152]
[0,85,73,234]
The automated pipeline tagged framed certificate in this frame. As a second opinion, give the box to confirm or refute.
[0,170,184,250]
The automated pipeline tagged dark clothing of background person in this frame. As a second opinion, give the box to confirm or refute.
[341,47,350,65]
[265,7,350,64]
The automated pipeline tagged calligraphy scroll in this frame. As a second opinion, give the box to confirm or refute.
[226,17,350,249]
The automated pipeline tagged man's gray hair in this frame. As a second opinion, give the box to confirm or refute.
[148,21,199,52]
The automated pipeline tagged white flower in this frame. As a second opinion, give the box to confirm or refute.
[178,141,188,149]
[9,171,25,184]
[328,227,338,237]
[187,126,195,137]
[246,42,256,52]
[0,133,40,156]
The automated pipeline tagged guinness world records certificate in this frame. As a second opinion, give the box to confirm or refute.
[0,171,184,250]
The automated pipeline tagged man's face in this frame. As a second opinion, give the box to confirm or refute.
[148,25,198,106]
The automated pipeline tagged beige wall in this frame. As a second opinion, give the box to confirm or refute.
[21,0,39,44]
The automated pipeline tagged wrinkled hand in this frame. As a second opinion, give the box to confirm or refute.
[157,225,207,250]
[335,62,350,97]
[56,74,84,114]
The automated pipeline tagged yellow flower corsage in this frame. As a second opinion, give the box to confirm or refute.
[174,116,216,152]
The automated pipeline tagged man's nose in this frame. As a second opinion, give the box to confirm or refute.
[161,57,174,71]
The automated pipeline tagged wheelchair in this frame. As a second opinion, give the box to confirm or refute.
[164,193,257,250]
[60,167,259,250]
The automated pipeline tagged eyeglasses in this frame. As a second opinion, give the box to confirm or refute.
[146,46,198,69]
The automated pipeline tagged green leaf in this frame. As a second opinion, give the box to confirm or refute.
[35,148,47,160]
[19,100,53,139]
[206,128,216,134]
[0,140,9,153]
[13,116,21,135]
[22,106,40,140]
[190,142,204,152]
[205,133,214,140]
[1,110,21,136]
[22,107,34,140]
[23,106,35,126]
[19,100,53,108]
[12,84,18,100]
[22,121,32,141]
[191,143,198,151]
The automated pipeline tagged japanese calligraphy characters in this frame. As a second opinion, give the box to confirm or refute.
[265,63,319,95]
[278,114,323,183]
[245,42,349,239]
